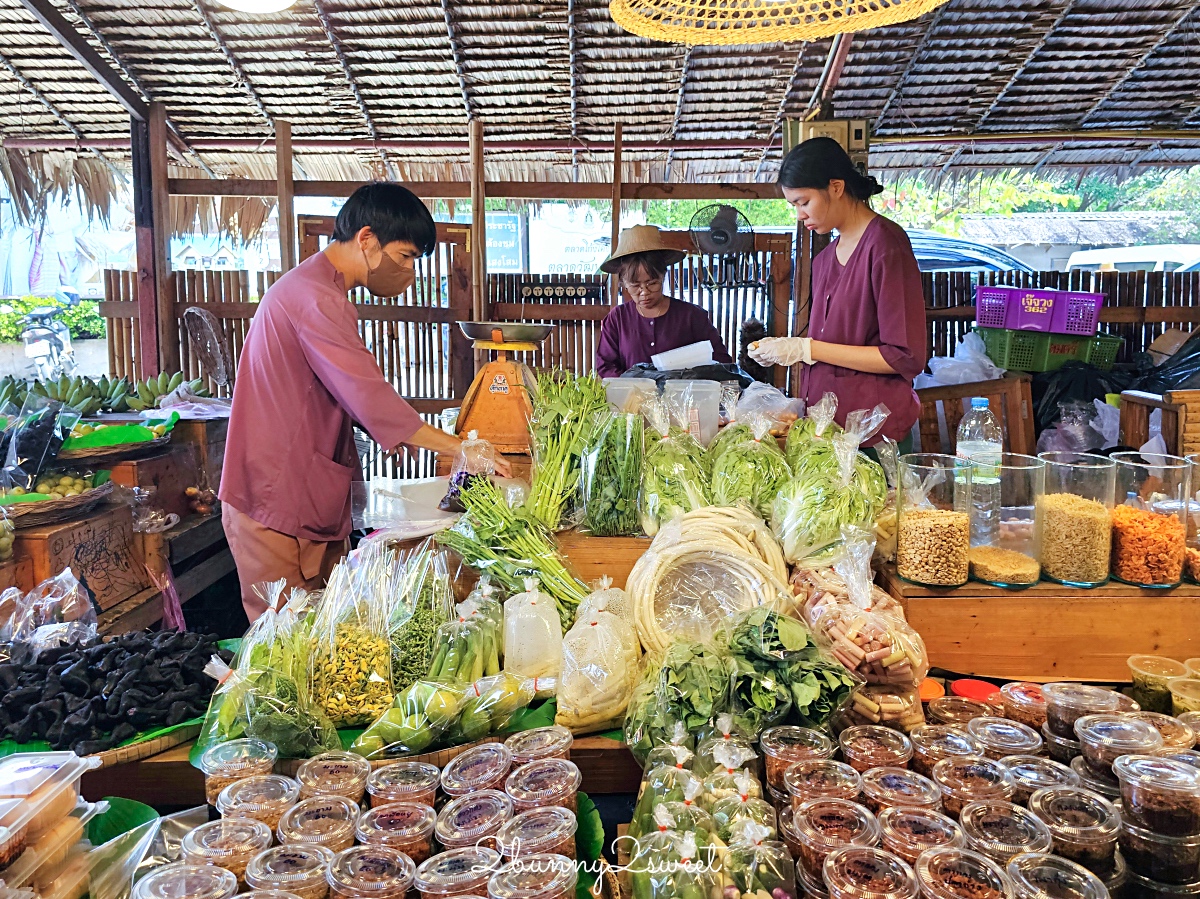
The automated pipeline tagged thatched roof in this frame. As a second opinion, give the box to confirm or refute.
[957,211,1193,247]
[1,0,1199,186]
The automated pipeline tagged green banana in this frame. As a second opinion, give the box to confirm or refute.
[167,372,184,393]
[136,380,153,405]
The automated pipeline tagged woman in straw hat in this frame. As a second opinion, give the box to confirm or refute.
[595,224,731,378]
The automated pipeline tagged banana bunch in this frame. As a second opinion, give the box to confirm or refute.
[125,372,209,411]
[0,376,26,411]
[28,375,106,416]
[94,375,133,413]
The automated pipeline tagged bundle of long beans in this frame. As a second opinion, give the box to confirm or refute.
[526,371,608,531]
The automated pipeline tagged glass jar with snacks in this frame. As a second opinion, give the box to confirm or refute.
[785,760,862,807]
[326,845,415,899]
[416,848,503,899]
[244,846,334,899]
[132,863,238,899]
[1131,711,1197,751]
[791,797,881,886]
[878,807,963,865]
[1041,683,1120,739]
[778,804,803,863]
[910,727,984,779]
[356,802,437,864]
[436,790,513,851]
[1074,713,1164,776]
[487,853,577,899]
[1129,656,1190,714]
[1004,854,1107,899]
[181,818,273,883]
[861,768,942,815]
[931,758,1015,821]
[1170,679,1200,718]
[1027,787,1119,877]
[505,759,582,813]
[1036,453,1115,587]
[199,739,278,807]
[277,795,359,853]
[965,719,1043,761]
[495,807,577,860]
[1039,723,1080,766]
[442,744,513,798]
[928,698,993,728]
[1113,755,1200,836]
[998,684,1046,730]
[914,847,1012,899]
[823,846,918,899]
[1111,451,1190,587]
[1118,818,1200,884]
[845,686,927,733]
[839,727,914,773]
[958,800,1052,864]
[760,727,834,794]
[897,454,971,587]
[504,727,573,764]
[966,453,1044,587]
[997,756,1079,807]
[296,751,370,803]
[216,775,301,831]
[366,762,440,809]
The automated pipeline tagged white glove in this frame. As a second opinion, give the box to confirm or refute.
[747,337,812,366]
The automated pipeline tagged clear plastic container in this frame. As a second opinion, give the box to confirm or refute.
[840,727,914,773]
[761,727,836,793]
[1119,818,1200,884]
[786,760,863,807]
[495,807,578,860]
[356,802,437,864]
[1116,692,1144,713]
[296,751,371,803]
[790,797,881,885]
[998,684,1047,730]
[1027,786,1119,877]
[965,719,1042,761]
[663,380,720,446]
[277,795,360,853]
[181,817,274,882]
[1111,451,1190,587]
[505,727,574,764]
[1129,657,1191,714]
[1167,750,1200,770]
[966,453,1043,587]
[897,454,972,587]
[1131,711,1198,751]
[1041,683,1120,739]
[1039,722,1080,765]
[326,846,415,899]
[931,758,1015,821]
[958,800,1052,864]
[1169,679,1200,717]
[487,853,578,899]
[1113,754,1200,836]
[1189,662,1200,680]
[1074,713,1164,775]
[436,790,514,851]
[243,893,307,899]
[861,768,943,815]
[3,800,105,891]
[1121,868,1200,899]
[505,759,582,813]
[1036,453,1115,588]
[1004,853,1107,899]
[415,847,503,899]
[0,753,99,869]
[604,378,657,415]
[367,762,440,808]
[216,774,301,830]
[996,756,1079,807]
[199,738,278,806]
[245,845,335,899]
[1068,757,1119,801]
[822,846,919,899]
[878,807,963,865]
[846,686,927,733]
[928,699,993,728]
[914,846,1012,899]
[132,863,239,899]
[442,744,514,798]
[910,727,984,779]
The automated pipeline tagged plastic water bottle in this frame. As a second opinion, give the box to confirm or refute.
[957,398,1004,544]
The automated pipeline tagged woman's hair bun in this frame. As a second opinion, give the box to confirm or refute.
[778,136,883,202]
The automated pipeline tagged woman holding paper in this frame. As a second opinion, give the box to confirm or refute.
[595,225,732,378]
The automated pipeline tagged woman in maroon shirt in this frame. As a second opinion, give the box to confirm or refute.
[749,138,927,448]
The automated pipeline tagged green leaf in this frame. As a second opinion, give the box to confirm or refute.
[575,791,604,899]
[88,797,159,846]
[503,699,558,734]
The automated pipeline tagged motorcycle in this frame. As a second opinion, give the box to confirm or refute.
[2,295,78,380]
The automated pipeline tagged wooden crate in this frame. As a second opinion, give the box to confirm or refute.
[170,418,228,492]
[13,505,152,610]
[109,446,195,520]
[1120,390,1183,454]
[1165,389,1200,458]
[556,531,650,589]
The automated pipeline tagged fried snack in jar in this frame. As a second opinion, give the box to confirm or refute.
[928,699,993,729]
[995,756,1079,807]
[1004,854,1106,899]
[296,751,371,803]
[786,760,863,808]
[277,796,359,853]
[761,727,835,794]
[957,800,1052,865]
[1027,787,1119,877]
[913,847,1012,899]
[998,684,1046,730]
[1119,818,1200,884]
[181,818,273,883]
[790,797,881,885]
[930,758,1014,821]
[367,761,440,808]
[415,846,502,899]
[1074,713,1163,777]
[436,790,514,851]
[822,846,918,899]
[910,728,983,780]
[878,807,963,865]
[504,727,574,764]
[132,863,239,899]
[964,719,1042,762]
[840,727,914,773]
[356,802,436,864]
[486,853,577,899]
[442,744,514,798]
[861,768,942,815]
[199,738,278,806]
[1041,683,1119,740]
[216,774,301,831]
[495,807,578,860]
[1129,711,1198,751]
[505,759,582,813]
[1038,723,1080,766]
[325,845,415,899]
[1114,754,1200,836]
[244,845,334,899]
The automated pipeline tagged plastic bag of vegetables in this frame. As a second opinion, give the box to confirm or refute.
[701,743,762,811]
[503,578,563,678]
[389,540,456,693]
[711,771,777,843]
[642,726,696,776]
[349,679,466,759]
[724,822,799,899]
[784,390,841,470]
[629,829,722,899]
[441,671,548,746]
[710,414,792,519]
[639,397,710,537]
[440,429,496,512]
[629,766,703,839]
[527,370,609,531]
[659,780,720,843]
[555,586,641,734]
[581,409,644,536]
[692,713,757,779]
[425,601,501,683]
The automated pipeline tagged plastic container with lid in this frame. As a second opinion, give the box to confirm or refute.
[1024,786,1119,876]
[1041,683,1120,739]
[1004,853,1107,899]
[931,758,1015,821]
[436,790,514,851]
[964,719,1043,761]
[1131,711,1198,751]
[505,759,582,813]
[663,380,720,446]
[356,802,437,864]
[1115,691,1143,713]
[878,807,963,865]
[504,727,574,764]
[296,751,371,803]
[132,863,239,899]
[839,727,914,773]
[277,795,360,852]
[415,846,503,899]
[790,797,881,885]
[1168,750,1200,770]
[487,853,578,899]
[957,800,1052,864]
[1120,868,1200,899]
[1129,657,1190,714]
[242,892,307,899]
[1038,722,1080,765]
[1183,711,1200,731]
[861,768,942,815]
[2,799,106,890]
[998,684,1047,730]
[442,744,514,798]
[216,774,301,830]
[1074,713,1164,775]
[928,698,993,728]
[366,762,440,809]
[181,817,274,882]
[1066,757,1119,802]
[604,378,657,414]
[244,845,334,899]
[786,760,863,807]
[761,727,836,793]
[822,846,919,899]
[909,728,985,780]
[325,845,415,899]
[1170,679,1200,717]
[199,738,279,806]
[1119,818,1200,884]
[495,807,578,860]
[0,750,101,860]
[996,756,1079,807]
[1113,754,1200,836]
[913,847,1012,899]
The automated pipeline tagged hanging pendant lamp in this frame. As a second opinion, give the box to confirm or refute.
[610,0,950,46]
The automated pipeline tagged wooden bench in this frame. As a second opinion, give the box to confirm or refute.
[916,374,1035,455]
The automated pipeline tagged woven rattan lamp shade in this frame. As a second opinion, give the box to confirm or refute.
[610,0,950,45]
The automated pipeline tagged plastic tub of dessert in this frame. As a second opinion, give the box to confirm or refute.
[997,756,1079,807]
[878,807,963,865]
[1,800,106,891]
[1113,755,1200,836]
[1129,656,1190,714]
[861,768,942,815]
[1042,683,1120,740]
[415,846,503,899]
[436,789,513,851]
[1074,713,1164,776]
[366,762,440,809]
[1130,711,1198,751]
[839,727,914,773]
[296,751,371,803]
[1119,818,1200,884]
[913,846,1013,899]
[244,845,334,899]
[1120,868,1200,899]
[931,758,1014,821]
[0,751,102,867]
[505,759,581,813]
[1167,750,1200,771]
[909,728,984,779]
[786,760,863,807]
[1004,853,1107,899]
[132,863,239,899]
[325,845,415,899]
[822,846,919,899]
[442,744,514,799]
[198,738,278,806]
[1038,723,1080,766]
[181,817,274,884]
[486,853,577,899]
[277,795,360,853]
[928,698,993,728]
[216,774,301,830]
[761,727,835,794]
[965,719,1042,761]
[998,684,1047,730]
[957,800,1052,865]
[1068,757,1120,802]
[790,797,881,886]
[356,802,436,863]
[495,807,578,860]
[504,726,573,764]
[1026,786,1119,877]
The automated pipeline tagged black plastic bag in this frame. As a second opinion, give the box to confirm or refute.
[621,362,756,388]
[1131,330,1200,394]
[1031,362,1135,433]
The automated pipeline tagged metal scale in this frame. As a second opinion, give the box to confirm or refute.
[454,322,552,455]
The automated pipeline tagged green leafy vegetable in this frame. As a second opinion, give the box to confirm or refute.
[639,433,711,537]
[770,452,887,564]
[707,422,752,466]
[527,371,609,531]
[710,426,791,519]
[581,410,644,536]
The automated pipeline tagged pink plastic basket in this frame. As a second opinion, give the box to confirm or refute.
[974,286,1103,336]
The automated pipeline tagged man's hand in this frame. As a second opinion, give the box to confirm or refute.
[748,337,813,367]
[491,454,513,478]
[394,424,513,478]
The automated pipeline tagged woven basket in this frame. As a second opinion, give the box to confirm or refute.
[4,481,113,529]
[89,723,202,770]
[58,435,171,465]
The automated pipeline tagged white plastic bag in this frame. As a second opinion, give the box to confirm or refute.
[441,430,496,512]
[503,577,563,678]
[556,589,641,733]
[735,382,804,429]
[1090,399,1121,449]
[922,331,1004,387]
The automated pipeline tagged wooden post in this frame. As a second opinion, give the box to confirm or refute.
[609,124,623,303]
[469,118,485,320]
[130,116,160,378]
[276,120,296,272]
[148,102,177,373]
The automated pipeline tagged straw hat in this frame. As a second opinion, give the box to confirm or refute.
[599,225,687,274]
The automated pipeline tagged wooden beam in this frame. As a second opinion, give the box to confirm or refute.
[874,3,952,130]
[130,116,161,378]
[470,118,485,320]
[566,0,579,177]
[492,303,611,322]
[754,42,813,178]
[149,102,177,373]
[276,120,296,272]
[610,124,623,304]
[442,0,473,119]
[187,0,273,126]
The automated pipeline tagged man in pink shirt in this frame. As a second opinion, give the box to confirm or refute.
[220,183,509,620]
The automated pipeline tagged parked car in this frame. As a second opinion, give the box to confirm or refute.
[906,230,1035,273]
[1067,245,1200,273]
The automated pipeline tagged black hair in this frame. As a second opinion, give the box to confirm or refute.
[332,182,437,256]
[777,136,884,202]
[614,250,673,283]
